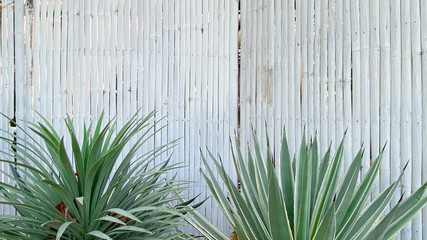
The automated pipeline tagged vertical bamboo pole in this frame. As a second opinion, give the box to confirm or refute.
[420,1,427,236]
[421,0,427,237]
[335,0,344,167]
[239,0,247,156]
[281,0,289,152]
[98,0,106,117]
[53,0,61,132]
[85,0,92,123]
[314,0,321,154]
[320,0,328,155]
[188,0,196,219]
[301,0,308,138]
[87,0,95,119]
[328,0,336,150]
[206,0,215,227]
[274,0,283,161]
[400,1,412,237]
[66,0,74,123]
[130,0,137,117]
[351,0,361,161]
[390,3,402,237]
[109,0,117,120]
[343,0,352,170]
[288,0,296,153]
[410,0,422,238]
[15,0,25,139]
[379,0,391,199]
[294,0,301,147]
[369,0,380,198]
[307,0,314,138]
[40,0,47,121]
[104,0,112,120]
[360,0,370,179]
[0,1,5,214]
[229,0,239,193]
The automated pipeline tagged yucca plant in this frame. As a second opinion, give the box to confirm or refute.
[0,111,197,239]
[189,129,427,240]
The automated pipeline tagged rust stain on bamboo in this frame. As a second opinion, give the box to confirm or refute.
[262,67,273,106]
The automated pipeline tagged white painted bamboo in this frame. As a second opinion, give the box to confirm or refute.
[130,0,137,119]
[0,0,10,215]
[307,0,314,139]
[248,0,256,152]
[255,0,263,151]
[320,0,328,156]
[188,0,196,215]
[6,0,15,214]
[0,0,4,215]
[199,0,209,221]
[46,0,53,123]
[71,0,80,138]
[314,0,321,155]
[78,1,89,126]
[266,0,274,159]
[184,0,191,202]
[88,0,96,119]
[335,0,344,158]
[66,0,74,121]
[379,0,391,199]
[328,0,336,151]
[205,0,214,227]
[39,0,47,122]
[288,0,296,154]
[274,0,283,162]
[421,0,427,238]
[52,0,61,132]
[155,0,163,150]
[115,0,124,152]
[98,0,106,118]
[410,0,422,238]
[351,0,361,163]
[342,0,352,170]
[400,1,412,238]
[360,0,370,180]
[161,0,169,160]
[25,0,34,136]
[77,0,85,137]
[109,0,117,120]
[194,0,203,212]
[294,0,301,148]
[390,3,402,237]
[301,0,308,138]
[239,0,248,157]
[229,0,239,189]
[60,0,68,122]
[15,0,25,133]
[122,0,130,131]
[136,0,143,126]
[2,0,427,237]
[369,0,380,198]
[280,0,289,155]
[15,0,25,179]
[102,0,111,120]
[122,0,131,165]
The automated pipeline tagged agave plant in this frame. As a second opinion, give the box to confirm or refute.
[189,129,427,240]
[0,111,197,239]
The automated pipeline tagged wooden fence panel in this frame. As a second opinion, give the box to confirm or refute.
[240,0,427,239]
[0,0,239,237]
[1,0,427,238]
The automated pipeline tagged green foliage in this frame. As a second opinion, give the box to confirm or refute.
[191,129,427,240]
[0,111,196,239]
